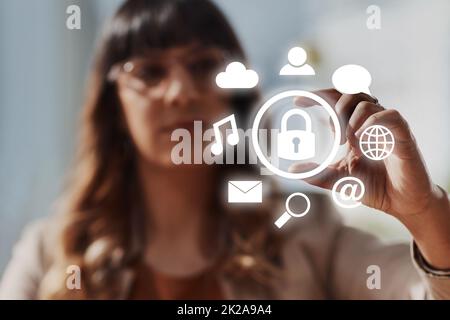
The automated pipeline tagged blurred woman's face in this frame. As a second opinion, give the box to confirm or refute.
[115,44,231,167]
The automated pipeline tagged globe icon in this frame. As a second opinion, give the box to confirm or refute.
[359,125,395,161]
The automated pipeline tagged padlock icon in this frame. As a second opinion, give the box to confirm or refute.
[277,109,316,160]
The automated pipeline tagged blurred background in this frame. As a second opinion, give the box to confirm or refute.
[0,0,449,274]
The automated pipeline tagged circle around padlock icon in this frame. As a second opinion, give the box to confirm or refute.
[251,90,341,180]
[277,109,316,161]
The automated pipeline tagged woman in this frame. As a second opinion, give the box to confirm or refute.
[1,0,449,300]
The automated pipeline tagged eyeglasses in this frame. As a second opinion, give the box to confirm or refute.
[108,47,229,93]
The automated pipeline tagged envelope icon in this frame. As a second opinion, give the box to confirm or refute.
[228,181,262,203]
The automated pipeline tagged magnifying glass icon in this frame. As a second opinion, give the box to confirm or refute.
[274,193,311,229]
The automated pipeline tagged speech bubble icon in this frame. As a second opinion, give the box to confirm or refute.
[332,64,372,95]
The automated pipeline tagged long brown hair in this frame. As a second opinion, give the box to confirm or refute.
[40,0,281,299]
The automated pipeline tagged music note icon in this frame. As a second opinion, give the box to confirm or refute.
[211,114,240,155]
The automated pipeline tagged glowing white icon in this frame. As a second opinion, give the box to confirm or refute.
[215,62,259,89]
[277,109,316,161]
[332,64,372,95]
[210,114,239,155]
[228,181,262,203]
[279,47,315,76]
[332,177,365,209]
[359,125,395,161]
[274,193,311,229]
[251,90,341,180]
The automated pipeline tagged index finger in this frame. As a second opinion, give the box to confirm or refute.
[294,88,342,108]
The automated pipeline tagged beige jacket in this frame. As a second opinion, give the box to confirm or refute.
[1,195,450,300]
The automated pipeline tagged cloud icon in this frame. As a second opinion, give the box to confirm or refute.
[215,62,259,89]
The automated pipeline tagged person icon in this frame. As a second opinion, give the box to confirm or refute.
[279,47,315,76]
